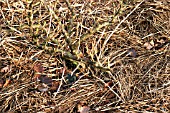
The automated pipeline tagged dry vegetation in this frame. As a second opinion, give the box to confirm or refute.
[0,0,170,112]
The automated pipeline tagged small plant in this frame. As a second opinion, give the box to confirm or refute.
[0,0,170,112]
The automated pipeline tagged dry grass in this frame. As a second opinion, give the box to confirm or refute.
[0,0,170,112]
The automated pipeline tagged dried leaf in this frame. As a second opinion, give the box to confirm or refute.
[39,76,53,85]
[128,48,137,57]
[37,84,48,92]
[50,81,59,91]
[33,63,44,80]
[78,101,90,113]
[144,42,154,50]
[33,63,44,73]
[78,106,90,113]
[38,87,48,92]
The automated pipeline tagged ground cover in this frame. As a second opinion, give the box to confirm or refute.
[0,0,170,112]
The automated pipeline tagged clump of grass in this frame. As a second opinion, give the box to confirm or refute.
[0,0,170,112]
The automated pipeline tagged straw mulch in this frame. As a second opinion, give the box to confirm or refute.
[0,0,170,112]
